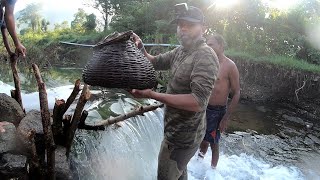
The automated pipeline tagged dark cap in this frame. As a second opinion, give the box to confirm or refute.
[171,4,205,24]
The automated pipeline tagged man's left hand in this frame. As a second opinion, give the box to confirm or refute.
[129,89,153,99]
[219,114,229,133]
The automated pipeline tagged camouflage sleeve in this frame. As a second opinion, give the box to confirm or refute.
[190,50,219,110]
[152,47,178,70]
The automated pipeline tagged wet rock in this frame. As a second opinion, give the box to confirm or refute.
[313,126,320,132]
[0,153,27,179]
[256,106,267,113]
[282,114,305,125]
[0,93,25,125]
[303,137,314,146]
[18,110,43,134]
[276,109,286,115]
[0,122,17,153]
[246,129,258,135]
[17,110,48,157]
[307,134,320,145]
[304,122,313,129]
[278,131,290,139]
[56,146,72,180]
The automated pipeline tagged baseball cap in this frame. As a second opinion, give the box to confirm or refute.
[171,4,205,24]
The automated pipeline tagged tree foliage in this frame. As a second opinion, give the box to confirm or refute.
[8,0,320,66]
[17,3,43,32]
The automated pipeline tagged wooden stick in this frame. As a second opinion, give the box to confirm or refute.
[32,64,55,180]
[52,99,65,144]
[78,124,106,131]
[10,89,16,100]
[78,110,88,128]
[93,104,164,127]
[10,55,24,110]
[65,84,91,157]
[78,110,106,130]
[61,79,81,115]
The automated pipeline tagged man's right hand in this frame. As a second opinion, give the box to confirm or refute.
[131,32,144,49]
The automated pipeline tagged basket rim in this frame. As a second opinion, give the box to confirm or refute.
[94,30,133,49]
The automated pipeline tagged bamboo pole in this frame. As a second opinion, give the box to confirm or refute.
[32,64,55,180]
[10,54,24,111]
[65,84,91,157]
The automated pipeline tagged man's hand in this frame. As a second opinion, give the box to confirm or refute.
[219,114,229,133]
[131,32,144,49]
[15,43,26,57]
[130,89,153,99]
[0,122,10,133]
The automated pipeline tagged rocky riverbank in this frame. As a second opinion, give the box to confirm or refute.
[0,93,72,179]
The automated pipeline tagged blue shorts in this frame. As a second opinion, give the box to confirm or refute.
[203,105,226,144]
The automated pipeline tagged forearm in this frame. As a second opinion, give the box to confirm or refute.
[149,91,202,112]
[5,12,20,46]
[1,28,12,54]
[226,91,240,117]
[140,47,156,64]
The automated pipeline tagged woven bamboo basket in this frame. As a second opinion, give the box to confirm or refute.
[82,31,157,89]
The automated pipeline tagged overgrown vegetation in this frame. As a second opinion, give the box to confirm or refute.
[0,0,319,71]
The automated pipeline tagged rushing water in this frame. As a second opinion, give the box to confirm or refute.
[0,64,317,179]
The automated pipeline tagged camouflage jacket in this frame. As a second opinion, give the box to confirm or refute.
[153,38,219,148]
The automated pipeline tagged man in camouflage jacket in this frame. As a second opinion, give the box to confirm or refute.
[131,4,219,180]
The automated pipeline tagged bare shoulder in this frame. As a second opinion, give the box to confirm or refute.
[225,57,238,71]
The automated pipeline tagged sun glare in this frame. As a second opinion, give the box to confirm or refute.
[208,0,239,10]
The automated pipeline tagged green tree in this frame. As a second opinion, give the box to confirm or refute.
[71,8,87,32]
[91,0,139,31]
[54,21,70,31]
[17,3,43,32]
[84,13,97,32]
[41,19,50,32]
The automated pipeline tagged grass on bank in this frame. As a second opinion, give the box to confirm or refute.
[226,49,320,73]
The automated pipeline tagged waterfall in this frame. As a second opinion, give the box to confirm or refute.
[71,98,305,180]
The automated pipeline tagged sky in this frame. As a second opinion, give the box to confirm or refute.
[14,0,102,27]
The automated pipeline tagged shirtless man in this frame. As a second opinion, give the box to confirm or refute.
[198,34,240,168]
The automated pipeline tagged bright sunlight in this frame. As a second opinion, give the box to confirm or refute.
[207,0,239,10]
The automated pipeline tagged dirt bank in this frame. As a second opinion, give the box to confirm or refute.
[233,57,320,125]
[233,57,320,103]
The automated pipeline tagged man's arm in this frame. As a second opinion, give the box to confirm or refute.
[219,63,240,132]
[131,89,202,112]
[226,63,240,116]
[131,33,155,63]
[1,26,14,55]
[4,0,26,57]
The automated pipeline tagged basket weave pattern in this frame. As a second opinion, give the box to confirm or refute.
[82,31,157,89]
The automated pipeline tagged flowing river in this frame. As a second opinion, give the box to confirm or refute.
[0,64,319,180]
